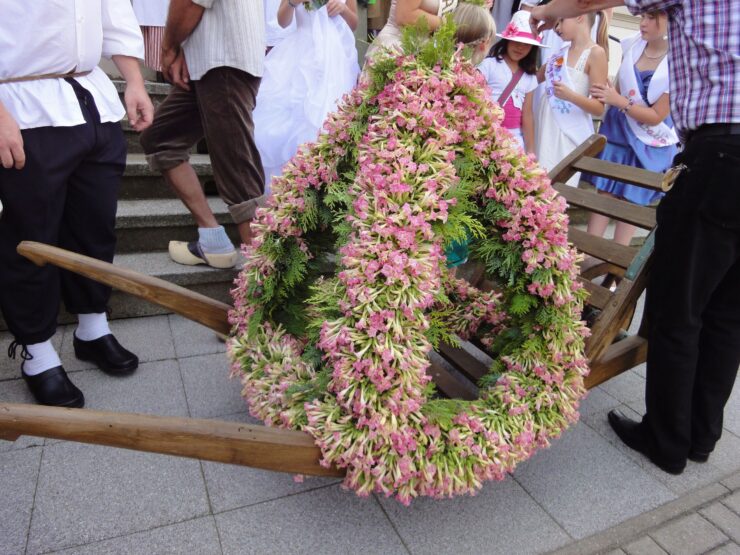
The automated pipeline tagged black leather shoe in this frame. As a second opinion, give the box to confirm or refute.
[73,334,138,376]
[23,366,84,408]
[688,448,711,463]
[608,409,686,475]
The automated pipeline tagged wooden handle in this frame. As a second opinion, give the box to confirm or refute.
[0,403,344,477]
[17,241,232,335]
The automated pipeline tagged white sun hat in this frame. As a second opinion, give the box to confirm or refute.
[496,9,548,47]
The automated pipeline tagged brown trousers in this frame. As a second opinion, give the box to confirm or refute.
[140,67,265,223]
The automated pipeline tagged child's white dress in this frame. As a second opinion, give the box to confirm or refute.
[254,1,360,189]
[534,46,595,186]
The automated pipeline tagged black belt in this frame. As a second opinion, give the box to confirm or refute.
[687,123,740,143]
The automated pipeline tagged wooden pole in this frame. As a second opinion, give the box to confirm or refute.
[0,403,344,477]
[17,241,232,336]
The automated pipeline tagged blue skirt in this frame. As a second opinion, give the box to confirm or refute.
[588,141,665,206]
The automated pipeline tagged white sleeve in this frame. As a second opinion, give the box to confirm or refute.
[477,58,493,83]
[100,0,145,60]
[523,74,538,94]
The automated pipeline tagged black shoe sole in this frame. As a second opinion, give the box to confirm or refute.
[688,450,710,463]
[74,352,138,376]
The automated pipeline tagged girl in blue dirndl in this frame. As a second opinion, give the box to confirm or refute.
[586,10,678,247]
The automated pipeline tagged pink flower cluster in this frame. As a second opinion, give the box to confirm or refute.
[227,46,590,504]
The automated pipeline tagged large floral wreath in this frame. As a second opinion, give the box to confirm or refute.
[228,21,590,504]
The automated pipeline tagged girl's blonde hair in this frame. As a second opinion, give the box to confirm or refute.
[453,3,497,62]
[587,10,610,61]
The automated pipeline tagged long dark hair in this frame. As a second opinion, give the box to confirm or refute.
[489,39,538,75]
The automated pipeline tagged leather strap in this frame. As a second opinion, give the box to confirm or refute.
[497,69,525,107]
[0,70,92,85]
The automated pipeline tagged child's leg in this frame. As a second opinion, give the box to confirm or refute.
[613,221,637,247]
[587,212,611,237]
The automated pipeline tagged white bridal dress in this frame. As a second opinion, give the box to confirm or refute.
[254,1,360,190]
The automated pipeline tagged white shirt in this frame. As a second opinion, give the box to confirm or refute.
[186,0,266,81]
[0,0,144,131]
[478,57,538,110]
[132,0,170,27]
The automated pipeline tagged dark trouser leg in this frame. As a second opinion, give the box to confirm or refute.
[691,258,740,451]
[195,67,265,224]
[60,119,126,315]
[0,124,90,345]
[644,135,740,463]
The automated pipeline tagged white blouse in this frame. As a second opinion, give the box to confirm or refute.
[0,0,144,130]
[477,57,538,110]
[132,0,170,27]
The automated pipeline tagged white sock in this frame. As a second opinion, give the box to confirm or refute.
[76,312,112,342]
[198,226,235,254]
[23,340,62,376]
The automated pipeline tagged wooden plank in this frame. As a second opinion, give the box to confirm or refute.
[579,257,625,280]
[428,351,479,400]
[438,341,492,381]
[577,277,613,310]
[572,157,663,192]
[17,241,231,336]
[554,183,656,229]
[0,403,344,476]
[548,134,607,184]
[586,335,648,389]
[568,228,638,270]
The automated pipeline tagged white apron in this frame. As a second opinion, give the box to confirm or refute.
[544,44,595,145]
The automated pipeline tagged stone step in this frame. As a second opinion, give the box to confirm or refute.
[115,197,239,253]
[122,153,216,199]
[0,250,241,331]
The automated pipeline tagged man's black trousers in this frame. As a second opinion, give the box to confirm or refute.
[0,80,126,345]
[644,133,740,464]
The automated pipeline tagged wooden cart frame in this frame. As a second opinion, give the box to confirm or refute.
[0,135,664,478]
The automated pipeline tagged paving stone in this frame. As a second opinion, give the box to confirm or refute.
[582,405,729,496]
[51,516,221,555]
[179,352,246,418]
[215,485,408,555]
[599,370,646,405]
[650,514,728,555]
[721,470,740,491]
[27,442,209,554]
[723,490,740,514]
[604,550,628,555]
[701,502,740,543]
[70,359,188,417]
[378,476,571,555]
[0,378,47,453]
[578,387,622,417]
[201,412,341,512]
[0,329,63,381]
[708,543,740,555]
[169,314,227,359]
[701,431,740,475]
[513,423,674,539]
[59,315,175,372]
[0,447,42,555]
[624,536,668,555]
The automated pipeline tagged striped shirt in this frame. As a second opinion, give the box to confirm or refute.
[186,0,266,81]
[624,0,739,142]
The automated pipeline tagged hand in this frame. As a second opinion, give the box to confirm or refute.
[530,6,557,35]
[484,0,493,8]
[590,82,623,107]
[162,45,191,92]
[161,44,190,91]
[551,81,573,102]
[0,107,25,170]
[326,0,346,16]
[124,81,155,132]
